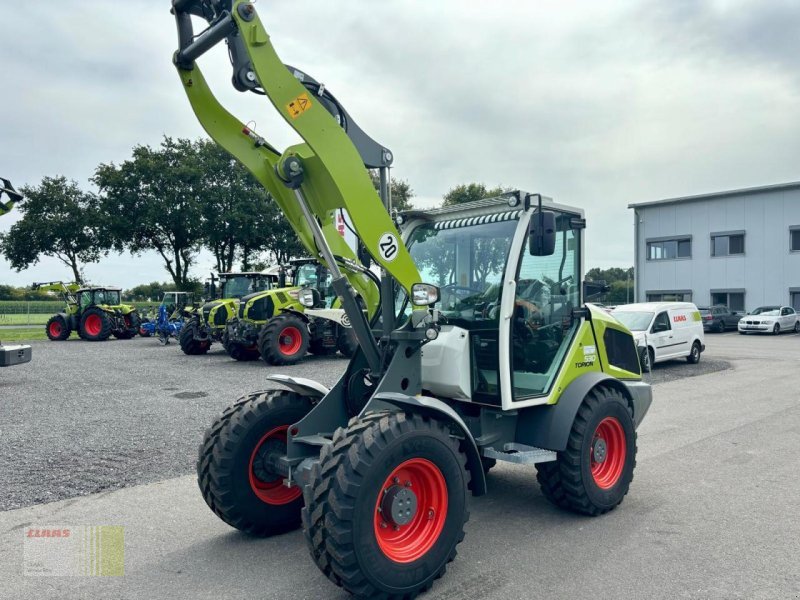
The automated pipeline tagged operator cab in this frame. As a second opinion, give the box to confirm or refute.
[291,259,335,308]
[77,287,122,309]
[400,194,584,410]
[215,272,275,300]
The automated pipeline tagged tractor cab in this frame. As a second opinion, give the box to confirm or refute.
[291,258,335,308]
[77,287,122,310]
[161,291,194,317]
[218,272,275,299]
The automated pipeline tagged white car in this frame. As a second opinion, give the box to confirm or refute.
[611,302,705,372]
[738,306,800,335]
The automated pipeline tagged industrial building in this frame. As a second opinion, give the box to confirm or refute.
[630,181,800,312]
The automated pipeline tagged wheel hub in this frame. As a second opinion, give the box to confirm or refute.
[380,484,418,527]
[252,438,285,484]
[592,437,607,464]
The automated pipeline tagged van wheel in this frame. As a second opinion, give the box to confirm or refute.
[687,341,701,364]
[639,347,653,372]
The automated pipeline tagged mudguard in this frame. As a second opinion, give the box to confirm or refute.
[267,374,330,400]
[516,372,652,452]
[363,392,487,496]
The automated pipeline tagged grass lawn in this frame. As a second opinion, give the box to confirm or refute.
[0,327,48,342]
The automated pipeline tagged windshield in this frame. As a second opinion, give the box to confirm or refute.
[751,306,780,316]
[612,310,654,331]
[406,218,517,326]
[95,290,120,305]
[221,275,271,298]
[294,263,331,288]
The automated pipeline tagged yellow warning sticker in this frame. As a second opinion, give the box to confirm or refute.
[286,93,312,119]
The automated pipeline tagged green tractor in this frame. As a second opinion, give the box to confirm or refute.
[179,271,275,355]
[174,4,652,598]
[225,258,358,364]
[34,282,140,342]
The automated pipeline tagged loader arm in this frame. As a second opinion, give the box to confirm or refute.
[171,0,421,309]
[0,178,22,217]
[32,281,80,304]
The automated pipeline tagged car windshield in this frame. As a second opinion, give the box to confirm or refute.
[611,310,654,331]
[221,275,271,298]
[751,306,780,316]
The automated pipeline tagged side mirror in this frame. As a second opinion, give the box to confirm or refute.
[529,210,557,256]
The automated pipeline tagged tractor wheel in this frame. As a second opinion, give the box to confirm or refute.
[113,311,140,339]
[686,341,701,364]
[308,320,337,356]
[79,308,112,342]
[228,341,260,361]
[536,386,636,516]
[197,389,313,536]
[179,322,210,355]
[302,412,469,598]
[480,457,497,475]
[336,325,358,358]
[45,315,70,341]
[259,314,309,365]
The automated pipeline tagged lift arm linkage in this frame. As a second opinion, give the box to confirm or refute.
[0,178,22,217]
[171,0,423,311]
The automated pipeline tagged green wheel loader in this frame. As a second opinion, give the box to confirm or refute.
[173,3,652,598]
[178,271,275,355]
[34,282,140,342]
[225,258,361,364]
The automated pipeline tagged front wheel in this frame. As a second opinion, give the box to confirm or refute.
[197,390,314,536]
[259,314,309,365]
[686,341,701,364]
[179,321,210,355]
[45,315,70,341]
[773,324,780,335]
[639,347,652,372]
[537,386,637,516]
[303,412,469,598]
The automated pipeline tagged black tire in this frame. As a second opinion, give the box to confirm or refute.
[480,457,497,475]
[773,323,780,335]
[259,314,309,365]
[302,412,470,599]
[113,311,140,339]
[336,325,358,358]
[45,314,70,341]
[715,320,725,333]
[228,340,260,361]
[639,347,652,373]
[686,341,701,364]
[197,389,314,536]
[308,321,337,356]
[794,322,800,334]
[79,307,112,342]
[179,321,210,355]
[536,386,637,516]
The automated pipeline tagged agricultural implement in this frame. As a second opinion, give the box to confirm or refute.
[225,258,359,364]
[139,291,194,342]
[179,270,275,355]
[172,2,652,598]
[33,282,140,342]
[0,178,32,367]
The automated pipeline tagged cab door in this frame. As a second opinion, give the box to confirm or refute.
[649,311,675,359]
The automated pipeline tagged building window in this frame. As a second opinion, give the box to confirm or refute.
[711,291,745,312]
[646,237,691,260]
[646,290,692,302]
[711,232,745,257]
[792,292,800,312]
[791,228,800,252]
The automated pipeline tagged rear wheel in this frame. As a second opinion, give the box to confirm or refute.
[228,340,260,361]
[259,314,309,365]
[794,322,800,334]
[197,389,313,536]
[114,311,140,339]
[303,412,469,598]
[179,321,210,355]
[715,320,725,333]
[537,386,636,516]
[45,315,70,341]
[79,308,112,341]
[686,341,701,364]
[308,321,337,356]
[336,325,358,358]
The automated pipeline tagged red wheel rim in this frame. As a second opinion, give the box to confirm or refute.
[248,425,302,505]
[49,321,62,337]
[139,327,147,335]
[373,458,448,564]
[278,326,302,356]
[590,417,626,489]
[84,314,102,336]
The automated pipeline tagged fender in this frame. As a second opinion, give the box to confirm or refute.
[516,372,652,452]
[362,392,487,497]
[280,307,310,323]
[267,374,330,400]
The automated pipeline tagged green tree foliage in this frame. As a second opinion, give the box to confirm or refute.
[122,281,178,302]
[0,176,106,283]
[586,267,634,304]
[442,183,511,207]
[0,285,55,301]
[93,138,205,288]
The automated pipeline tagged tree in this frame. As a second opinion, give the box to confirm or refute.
[369,171,415,211]
[586,267,634,304]
[442,183,511,207]
[0,176,106,283]
[93,138,206,288]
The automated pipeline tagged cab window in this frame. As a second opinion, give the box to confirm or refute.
[651,311,671,333]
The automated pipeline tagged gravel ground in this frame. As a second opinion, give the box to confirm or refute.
[0,333,735,511]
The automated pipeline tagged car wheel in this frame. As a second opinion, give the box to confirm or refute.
[794,322,800,334]
[715,320,725,333]
[772,323,780,335]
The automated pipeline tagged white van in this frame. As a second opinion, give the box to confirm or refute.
[610,302,705,371]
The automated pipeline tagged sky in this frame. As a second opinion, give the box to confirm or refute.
[1,0,798,289]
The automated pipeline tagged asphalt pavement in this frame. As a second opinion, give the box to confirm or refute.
[1,332,799,599]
